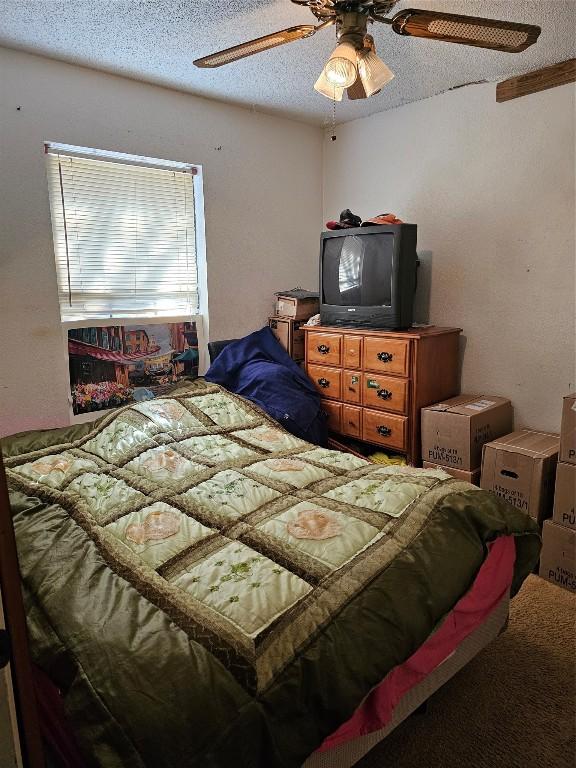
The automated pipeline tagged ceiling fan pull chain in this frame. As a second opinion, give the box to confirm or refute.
[331,18,337,141]
[331,93,337,141]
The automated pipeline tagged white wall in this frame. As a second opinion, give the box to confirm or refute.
[2,48,573,438]
[0,47,322,437]
[323,82,575,433]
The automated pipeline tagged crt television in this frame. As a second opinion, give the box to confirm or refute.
[319,224,418,330]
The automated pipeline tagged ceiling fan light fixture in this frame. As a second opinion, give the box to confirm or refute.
[323,42,358,87]
[314,68,345,101]
[357,49,394,97]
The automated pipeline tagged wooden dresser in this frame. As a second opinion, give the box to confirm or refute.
[304,325,462,465]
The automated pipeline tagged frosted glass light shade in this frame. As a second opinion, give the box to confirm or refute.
[357,50,394,96]
[324,42,358,87]
[314,68,345,101]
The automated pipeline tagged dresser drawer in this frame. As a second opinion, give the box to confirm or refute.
[342,405,361,438]
[307,332,342,366]
[343,335,362,369]
[362,374,408,414]
[362,409,407,452]
[363,337,410,376]
[343,370,362,404]
[307,364,342,400]
[321,400,341,433]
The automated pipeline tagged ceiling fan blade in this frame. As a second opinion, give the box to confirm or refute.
[390,9,541,53]
[194,25,316,68]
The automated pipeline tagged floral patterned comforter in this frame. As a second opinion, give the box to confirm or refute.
[4,379,540,768]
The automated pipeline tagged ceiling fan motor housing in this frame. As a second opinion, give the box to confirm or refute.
[291,1,400,22]
[337,11,369,48]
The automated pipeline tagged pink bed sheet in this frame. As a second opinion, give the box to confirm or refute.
[318,535,516,752]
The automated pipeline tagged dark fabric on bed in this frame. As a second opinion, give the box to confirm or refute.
[205,326,327,445]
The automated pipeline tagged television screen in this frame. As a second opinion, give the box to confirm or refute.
[321,232,393,307]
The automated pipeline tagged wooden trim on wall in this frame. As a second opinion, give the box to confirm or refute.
[496,58,576,102]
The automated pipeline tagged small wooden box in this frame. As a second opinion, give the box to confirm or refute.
[274,295,319,321]
[268,316,306,361]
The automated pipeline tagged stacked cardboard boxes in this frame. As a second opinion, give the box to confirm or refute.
[552,462,576,529]
[269,289,319,363]
[480,430,559,522]
[421,395,513,485]
[559,393,576,466]
[539,394,576,593]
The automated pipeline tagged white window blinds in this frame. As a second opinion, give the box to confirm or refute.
[45,144,200,320]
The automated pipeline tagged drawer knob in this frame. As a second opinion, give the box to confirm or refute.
[377,425,392,437]
[318,377,330,388]
[318,344,330,354]
[377,388,392,400]
[377,351,393,363]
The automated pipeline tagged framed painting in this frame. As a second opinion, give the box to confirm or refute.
[62,316,207,423]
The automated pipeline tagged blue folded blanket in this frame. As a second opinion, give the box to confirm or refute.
[205,327,327,445]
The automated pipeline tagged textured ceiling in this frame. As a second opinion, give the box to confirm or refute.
[1,1,574,124]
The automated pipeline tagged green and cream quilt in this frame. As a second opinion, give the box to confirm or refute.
[3,379,540,768]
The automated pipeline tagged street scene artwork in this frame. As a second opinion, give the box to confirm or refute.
[67,321,199,415]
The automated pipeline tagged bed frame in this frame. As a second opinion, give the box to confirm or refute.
[303,591,510,768]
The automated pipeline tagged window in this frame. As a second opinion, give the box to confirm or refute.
[45,143,204,320]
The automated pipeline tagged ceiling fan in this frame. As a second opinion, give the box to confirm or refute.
[193,1,541,101]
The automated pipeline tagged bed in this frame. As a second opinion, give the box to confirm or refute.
[2,378,540,768]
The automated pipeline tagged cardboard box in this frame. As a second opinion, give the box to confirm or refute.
[421,394,513,471]
[422,461,480,485]
[274,292,319,321]
[539,520,576,593]
[268,316,305,361]
[480,430,559,522]
[552,461,576,530]
[559,393,576,465]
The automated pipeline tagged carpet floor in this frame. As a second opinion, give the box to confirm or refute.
[358,575,575,768]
